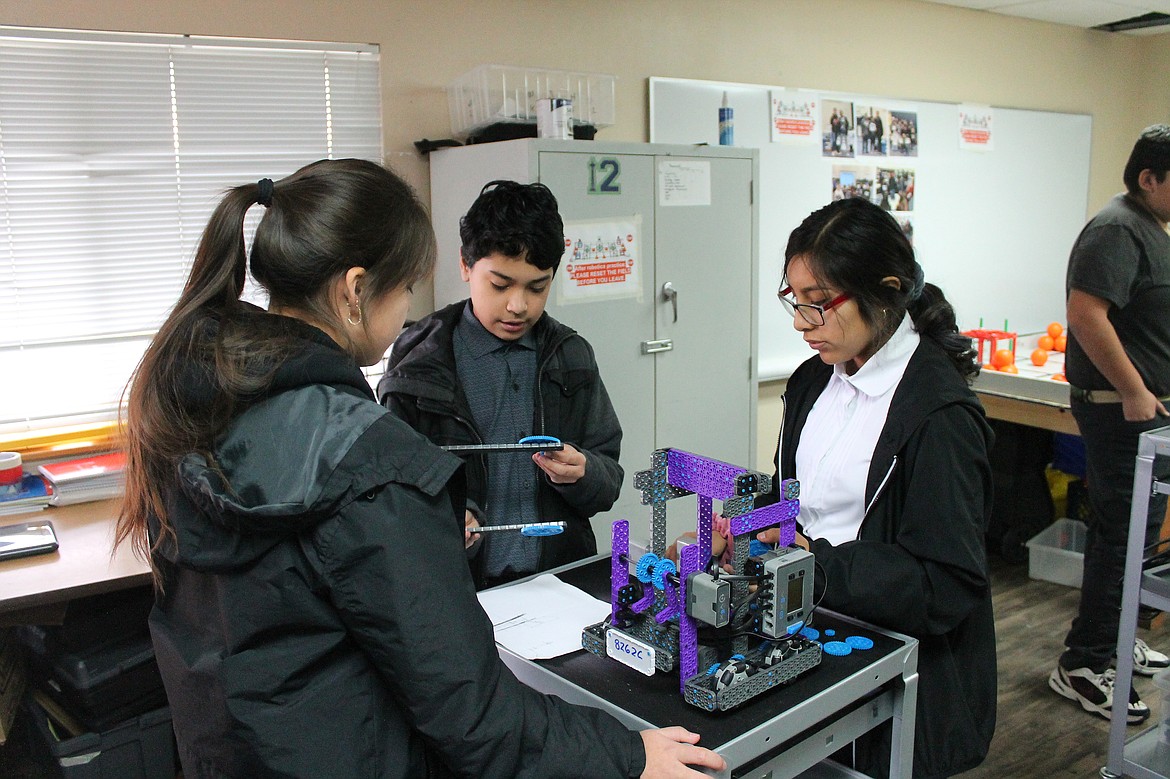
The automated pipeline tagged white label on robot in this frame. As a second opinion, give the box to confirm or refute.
[606,628,656,676]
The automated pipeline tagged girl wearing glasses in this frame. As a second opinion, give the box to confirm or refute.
[761,197,996,778]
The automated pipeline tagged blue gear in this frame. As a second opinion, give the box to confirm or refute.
[652,557,677,591]
[635,553,659,584]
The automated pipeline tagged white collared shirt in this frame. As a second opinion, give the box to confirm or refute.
[796,314,920,545]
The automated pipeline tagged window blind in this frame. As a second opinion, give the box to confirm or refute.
[0,28,382,434]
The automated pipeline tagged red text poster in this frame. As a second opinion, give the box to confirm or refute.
[959,105,994,151]
[770,89,818,144]
[558,217,642,303]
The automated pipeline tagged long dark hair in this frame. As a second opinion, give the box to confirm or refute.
[117,159,435,578]
[784,197,977,379]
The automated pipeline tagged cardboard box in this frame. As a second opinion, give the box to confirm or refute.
[0,627,28,745]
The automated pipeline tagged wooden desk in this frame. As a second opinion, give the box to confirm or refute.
[0,499,149,623]
[975,391,1079,436]
[972,365,1079,436]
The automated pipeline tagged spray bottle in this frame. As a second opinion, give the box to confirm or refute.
[719,91,734,146]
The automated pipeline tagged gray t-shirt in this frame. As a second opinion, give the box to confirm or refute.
[1065,193,1170,395]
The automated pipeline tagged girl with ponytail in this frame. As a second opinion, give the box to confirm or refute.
[116,159,722,779]
[760,197,996,777]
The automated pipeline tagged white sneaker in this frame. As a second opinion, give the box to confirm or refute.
[1133,638,1170,677]
[1049,665,1150,724]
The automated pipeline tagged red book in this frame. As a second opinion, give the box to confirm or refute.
[37,451,126,485]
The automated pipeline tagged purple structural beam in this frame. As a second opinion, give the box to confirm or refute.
[728,499,799,545]
[610,520,629,620]
[667,449,745,500]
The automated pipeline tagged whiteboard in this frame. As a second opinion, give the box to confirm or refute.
[650,77,1092,380]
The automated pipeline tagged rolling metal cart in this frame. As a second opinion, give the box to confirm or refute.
[1104,425,1170,778]
[496,556,919,778]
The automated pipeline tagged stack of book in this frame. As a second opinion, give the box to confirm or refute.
[37,451,125,506]
[0,474,54,517]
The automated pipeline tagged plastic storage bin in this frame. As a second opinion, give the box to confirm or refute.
[447,64,615,140]
[18,623,166,733]
[1025,517,1087,588]
[24,698,175,779]
[1154,667,1170,762]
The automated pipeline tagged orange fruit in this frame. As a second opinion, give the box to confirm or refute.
[1052,373,1067,382]
[1038,335,1055,351]
[982,364,997,372]
[999,363,1019,374]
[1030,348,1048,366]
[990,348,1015,369]
[1054,335,1067,352]
[1047,322,1064,338]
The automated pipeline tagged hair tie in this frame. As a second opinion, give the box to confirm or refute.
[909,262,926,301]
[256,178,274,208]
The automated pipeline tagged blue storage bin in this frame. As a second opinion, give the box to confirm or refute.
[1051,433,1086,477]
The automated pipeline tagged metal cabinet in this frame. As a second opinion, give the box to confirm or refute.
[1104,425,1170,779]
[429,140,760,546]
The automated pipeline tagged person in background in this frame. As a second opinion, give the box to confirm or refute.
[757,197,996,778]
[117,159,723,778]
[1049,124,1170,724]
[379,180,623,590]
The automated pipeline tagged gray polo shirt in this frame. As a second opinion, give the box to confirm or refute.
[1066,193,1170,395]
[454,302,541,576]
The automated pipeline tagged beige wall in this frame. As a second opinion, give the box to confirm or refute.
[1,0,1164,465]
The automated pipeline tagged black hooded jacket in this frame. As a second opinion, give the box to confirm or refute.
[148,315,644,778]
[377,301,623,585]
[771,339,997,779]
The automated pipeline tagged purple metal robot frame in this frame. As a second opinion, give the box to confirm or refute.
[606,448,799,695]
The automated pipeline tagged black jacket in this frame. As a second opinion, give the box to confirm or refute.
[377,301,623,586]
[772,340,996,779]
[149,315,644,778]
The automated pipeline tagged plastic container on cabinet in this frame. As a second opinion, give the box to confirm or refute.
[447,64,615,140]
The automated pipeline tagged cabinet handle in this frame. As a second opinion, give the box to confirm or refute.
[662,281,678,323]
[641,339,674,354]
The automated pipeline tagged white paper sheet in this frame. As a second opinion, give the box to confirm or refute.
[476,573,612,660]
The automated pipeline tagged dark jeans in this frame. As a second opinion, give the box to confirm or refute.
[1060,401,1170,672]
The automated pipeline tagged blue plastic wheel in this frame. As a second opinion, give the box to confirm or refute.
[844,635,874,650]
[520,524,565,537]
[518,435,561,447]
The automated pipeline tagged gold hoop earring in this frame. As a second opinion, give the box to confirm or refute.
[347,299,362,327]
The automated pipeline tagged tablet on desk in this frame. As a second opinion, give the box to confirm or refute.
[0,519,59,562]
